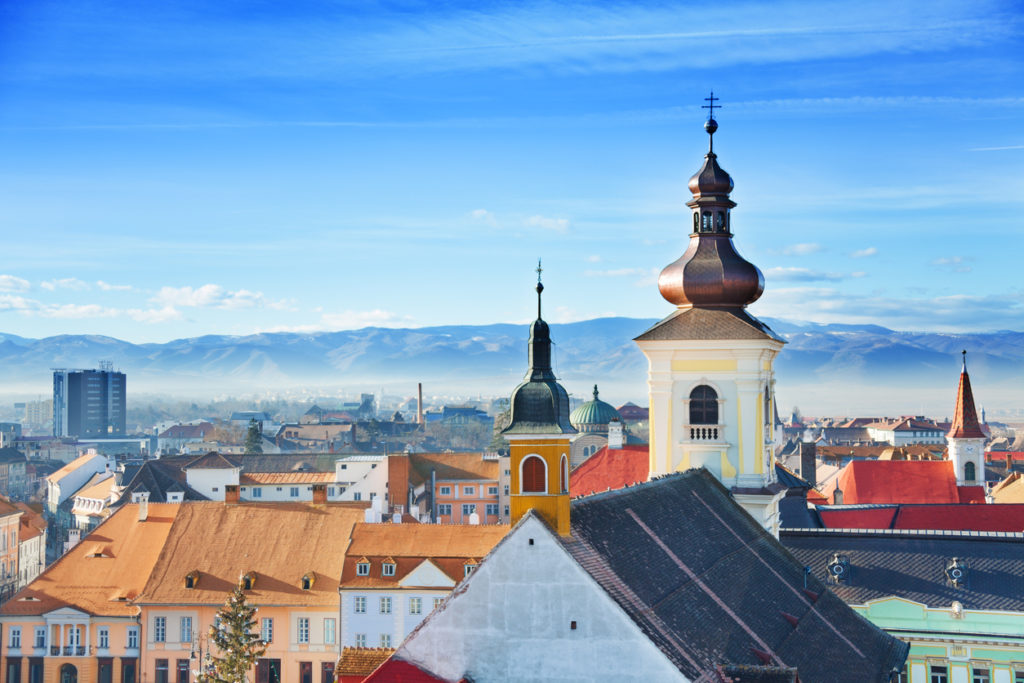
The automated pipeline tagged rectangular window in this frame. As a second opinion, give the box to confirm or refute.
[356,562,370,576]
[354,634,366,647]
[463,486,475,496]
[98,626,110,649]
[155,659,169,683]
[154,616,166,642]
[433,597,443,609]
[323,618,336,645]
[34,627,45,649]
[9,626,20,648]
[931,665,949,683]
[261,618,273,643]
[486,503,499,516]
[353,492,362,501]
[382,563,395,577]
[328,487,336,497]
[487,486,498,496]
[252,488,262,498]
[127,627,139,649]
[354,596,367,613]
[504,486,509,495]
[28,659,43,683]
[180,617,192,643]
[297,617,310,644]
[176,659,189,683]
[299,661,312,683]
[464,564,477,577]
[290,487,300,497]
[973,669,991,683]
[438,504,452,516]
[439,486,451,496]
[461,504,476,516]
[380,634,391,648]
[379,597,392,614]
[409,597,422,615]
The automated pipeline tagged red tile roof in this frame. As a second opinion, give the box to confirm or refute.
[826,460,960,504]
[362,658,448,682]
[818,507,898,529]
[957,485,986,504]
[986,451,1024,463]
[894,504,1024,532]
[948,367,985,439]
[569,445,649,497]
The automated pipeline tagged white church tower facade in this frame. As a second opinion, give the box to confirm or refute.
[946,350,986,486]
[635,99,786,536]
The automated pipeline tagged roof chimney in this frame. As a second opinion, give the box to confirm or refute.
[225,484,240,505]
[833,484,844,506]
[137,491,150,522]
[799,440,817,489]
[608,419,624,450]
[418,383,424,425]
[312,483,327,505]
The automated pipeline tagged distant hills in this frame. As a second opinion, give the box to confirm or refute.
[0,318,1021,416]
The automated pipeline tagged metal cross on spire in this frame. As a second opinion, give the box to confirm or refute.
[701,91,721,153]
[702,91,720,120]
[535,258,544,318]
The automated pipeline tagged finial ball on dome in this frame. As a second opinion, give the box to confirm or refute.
[704,118,718,135]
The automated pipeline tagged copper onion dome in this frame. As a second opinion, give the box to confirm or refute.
[658,110,764,309]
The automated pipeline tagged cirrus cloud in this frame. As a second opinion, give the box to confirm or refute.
[0,275,30,292]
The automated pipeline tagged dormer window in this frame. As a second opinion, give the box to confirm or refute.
[463,559,479,577]
[185,571,200,589]
[356,559,370,576]
[240,572,256,590]
[301,572,315,590]
[382,560,396,577]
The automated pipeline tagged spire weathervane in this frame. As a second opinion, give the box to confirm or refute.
[962,349,967,372]
[702,91,720,153]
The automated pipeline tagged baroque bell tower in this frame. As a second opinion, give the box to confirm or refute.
[502,264,577,536]
[947,351,985,486]
[635,95,785,535]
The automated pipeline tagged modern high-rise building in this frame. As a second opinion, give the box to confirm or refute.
[52,365,126,438]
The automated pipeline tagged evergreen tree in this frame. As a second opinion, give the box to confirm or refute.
[201,584,268,683]
[244,419,263,455]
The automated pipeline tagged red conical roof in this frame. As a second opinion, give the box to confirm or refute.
[948,358,985,439]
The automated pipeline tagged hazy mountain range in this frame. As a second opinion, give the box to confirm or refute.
[1,318,1021,417]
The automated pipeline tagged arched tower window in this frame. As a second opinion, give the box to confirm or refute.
[689,385,718,425]
[60,665,77,683]
[521,455,547,493]
[560,455,569,494]
[964,461,976,482]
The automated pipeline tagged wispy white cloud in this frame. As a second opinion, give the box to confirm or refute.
[970,144,1024,151]
[470,208,498,228]
[40,278,90,291]
[525,215,569,233]
[932,256,972,273]
[850,247,878,258]
[586,255,601,263]
[151,284,274,309]
[261,309,415,333]
[0,276,30,293]
[97,280,132,291]
[783,243,824,256]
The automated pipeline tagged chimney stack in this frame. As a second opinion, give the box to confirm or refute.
[312,483,327,505]
[1007,453,1015,473]
[833,484,844,506]
[799,440,817,489]
[608,419,624,450]
[137,491,150,522]
[418,383,424,425]
[225,484,240,505]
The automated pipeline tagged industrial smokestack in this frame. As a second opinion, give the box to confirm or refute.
[418,383,424,425]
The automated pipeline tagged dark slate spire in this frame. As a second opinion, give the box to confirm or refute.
[948,350,985,439]
[503,265,576,436]
[657,95,765,309]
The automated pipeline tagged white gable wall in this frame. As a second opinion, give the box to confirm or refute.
[395,514,689,682]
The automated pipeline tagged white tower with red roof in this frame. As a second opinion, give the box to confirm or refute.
[947,350,986,485]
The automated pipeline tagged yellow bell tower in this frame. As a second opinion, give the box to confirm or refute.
[502,264,576,536]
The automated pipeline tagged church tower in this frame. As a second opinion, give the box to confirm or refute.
[947,351,985,485]
[502,266,577,535]
[634,98,785,535]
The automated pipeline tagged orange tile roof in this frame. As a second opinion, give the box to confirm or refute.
[408,453,498,484]
[1,503,180,617]
[340,523,507,588]
[73,472,117,501]
[138,502,368,606]
[992,473,1024,504]
[824,460,960,505]
[240,472,335,485]
[46,452,102,484]
[570,445,650,497]
[335,648,395,677]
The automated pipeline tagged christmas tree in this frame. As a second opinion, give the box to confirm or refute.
[201,583,268,683]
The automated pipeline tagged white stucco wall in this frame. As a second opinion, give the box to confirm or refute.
[395,515,690,682]
[184,467,239,501]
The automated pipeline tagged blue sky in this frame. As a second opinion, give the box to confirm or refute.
[1,0,1022,343]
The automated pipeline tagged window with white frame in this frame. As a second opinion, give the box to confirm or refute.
[154,616,167,642]
[380,634,391,648]
[463,486,475,496]
[382,562,395,577]
[353,492,362,501]
[462,504,476,516]
[487,486,498,496]
[354,596,366,614]
[355,634,366,647]
[464,564,478,577]
[356,561,370,576]
[127,626,139,649]
[261,618,273,643]
[379,597,392,614]
[438,504,452,516]
[252,487,262,498]
[9,626,20,648]
[297,617,310,644]
[409,597,422,615]
[98,626,109,649]
[180,616,192,643]
[439,486,451,496]
[324,618,336,644]
[486,503,499,516]
[34,626,45,649]
[433,597,443,609]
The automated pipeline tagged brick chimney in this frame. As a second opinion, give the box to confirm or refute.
[312,483,327,505]
[388,453,410,512]
[1007,453,1014,473]
[225,484,240,505]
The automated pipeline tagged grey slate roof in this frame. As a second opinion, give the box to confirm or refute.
[113,457,207,506]
[634,306,783,342]
[782,528,1024,612]
[0,447,26,464]
[560,469,907,682]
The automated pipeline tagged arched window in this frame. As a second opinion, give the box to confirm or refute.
[521,456,546,493]
[60,665,77,683]
[689,385,718,425]
[964,461,976,482]
[560,455,569,494]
